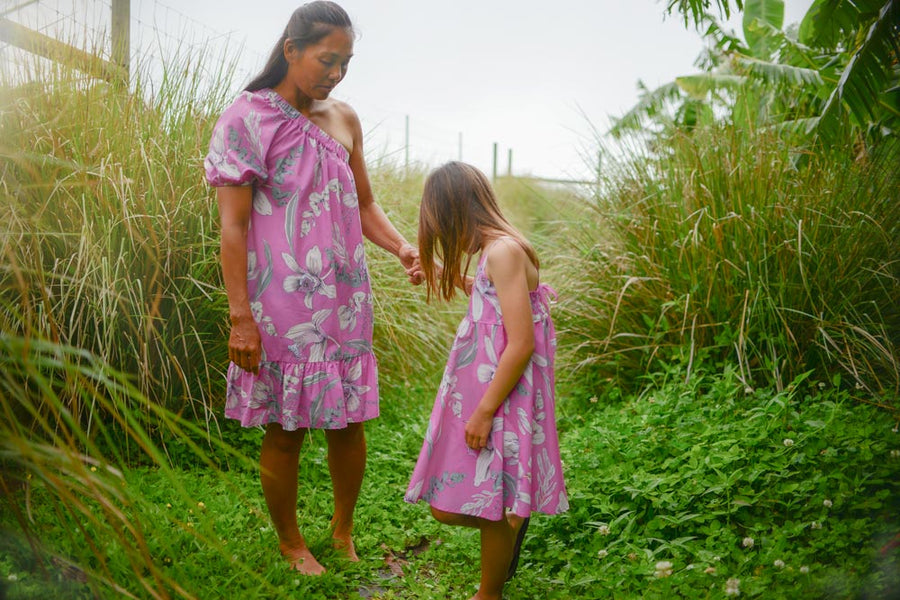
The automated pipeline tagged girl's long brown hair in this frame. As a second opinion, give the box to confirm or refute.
[418,161,538,302]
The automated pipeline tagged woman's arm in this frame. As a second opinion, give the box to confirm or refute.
[343,103,421,283]
[217,185,261,374]
[464,239,536,450]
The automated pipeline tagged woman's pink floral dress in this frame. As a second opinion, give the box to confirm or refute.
[405,251,569,520]
[205,89,378,431]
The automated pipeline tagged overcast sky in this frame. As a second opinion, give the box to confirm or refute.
[9,0,814,180]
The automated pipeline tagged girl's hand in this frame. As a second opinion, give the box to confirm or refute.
[399,243,423,285]
[228,316,262,374]
[465,409,493,450]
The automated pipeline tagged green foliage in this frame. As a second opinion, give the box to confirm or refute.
[556,125,900,398]
[551,371,900,599]
[4,370,896,599]
[622,0,900,157]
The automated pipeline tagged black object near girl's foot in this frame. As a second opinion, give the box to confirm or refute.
[506,516,530,581]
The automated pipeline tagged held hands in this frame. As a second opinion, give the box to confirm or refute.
[399,243,423,285]
[465,408,493,450]
[228,315,262,375]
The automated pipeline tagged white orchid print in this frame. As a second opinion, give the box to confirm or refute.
[306,178,341,217]
[284,309,333,362]
[342,359,371,413]
[206,125,241,182]
[338,291,368,331]
[282,246,336,309]
[476,336,499,384]
[252,187,272,216]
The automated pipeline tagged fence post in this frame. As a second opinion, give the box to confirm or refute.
[492,142,498,181]
[507,148,512,177]
[111,0,130,85]
[404,115,410,172]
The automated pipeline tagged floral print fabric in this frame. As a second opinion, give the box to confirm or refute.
[405,252,569,520]
[205,89,378,430]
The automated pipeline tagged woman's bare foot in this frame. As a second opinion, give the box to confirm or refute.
[280,543,326,575]
[332,532,359,562]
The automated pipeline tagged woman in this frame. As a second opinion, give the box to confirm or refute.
[204,1,420,575]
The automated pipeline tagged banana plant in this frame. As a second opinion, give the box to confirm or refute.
[612,0,899,153]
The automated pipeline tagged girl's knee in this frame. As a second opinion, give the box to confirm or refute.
[430,506,454,524]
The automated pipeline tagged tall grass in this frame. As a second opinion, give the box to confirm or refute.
[556,126,900,400]
[0,42,458,598]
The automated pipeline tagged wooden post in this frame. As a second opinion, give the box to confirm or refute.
[458,132,462,161]
[111,0,130,85]
[507,148,512,177]
[0,17,127,83]
[404,115,410,172]
[492,142,498,181]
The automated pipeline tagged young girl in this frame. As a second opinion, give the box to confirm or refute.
[404,162,569,600]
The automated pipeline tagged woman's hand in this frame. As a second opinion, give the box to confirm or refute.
[465,408,493,450]
[228,315,262,375]
[400,243,423,285]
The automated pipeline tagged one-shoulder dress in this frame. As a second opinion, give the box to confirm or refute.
[204,89,378,431]
[404,251,569,520]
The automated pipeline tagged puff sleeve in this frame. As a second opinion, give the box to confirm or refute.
[204,92,268,187]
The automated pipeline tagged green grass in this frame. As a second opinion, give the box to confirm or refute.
[3,373,897,599]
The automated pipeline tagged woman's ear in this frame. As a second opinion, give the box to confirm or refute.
[283,38,298,62]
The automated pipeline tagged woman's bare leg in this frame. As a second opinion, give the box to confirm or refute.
[324,422,366,560]
[260,423,325,575]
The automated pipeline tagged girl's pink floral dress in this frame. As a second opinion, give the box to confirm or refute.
[405,250,569,520]
[205,89,378,431]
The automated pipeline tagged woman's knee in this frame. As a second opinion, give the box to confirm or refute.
[263,423,306,453]
[325,421,365,446]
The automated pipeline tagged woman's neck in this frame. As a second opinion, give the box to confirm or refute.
[272,82,314,115]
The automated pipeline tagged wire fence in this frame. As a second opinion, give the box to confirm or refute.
[1,0,597,185]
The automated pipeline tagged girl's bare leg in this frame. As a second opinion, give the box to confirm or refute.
[430,508,526,600]
[324,422,366,560]
[260,423,325,575]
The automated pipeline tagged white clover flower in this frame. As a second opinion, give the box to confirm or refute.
[774,559,785,569]
[713,556,722,561]
[742,537,754,548]
[725,578,741,596]
[598,524,611,536]
[891,449,900,459]
[823,499,832,508]
[704,566,717,574]
[892,423,898,433]
[590,396,599,404]
[744,386,754,394]
[800,566,809,574]
[811,521,822,529]
[817,382,825,389]
[198,501,206,509]
[597,549,608,558]
[8,574,17,582]
[783,438,795,447]
[654,561,673,578]
[686,564,695,570]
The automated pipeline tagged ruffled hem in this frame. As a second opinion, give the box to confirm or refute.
[224,353,379,430]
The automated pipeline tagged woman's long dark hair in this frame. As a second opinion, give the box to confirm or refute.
[245,1,353,92]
